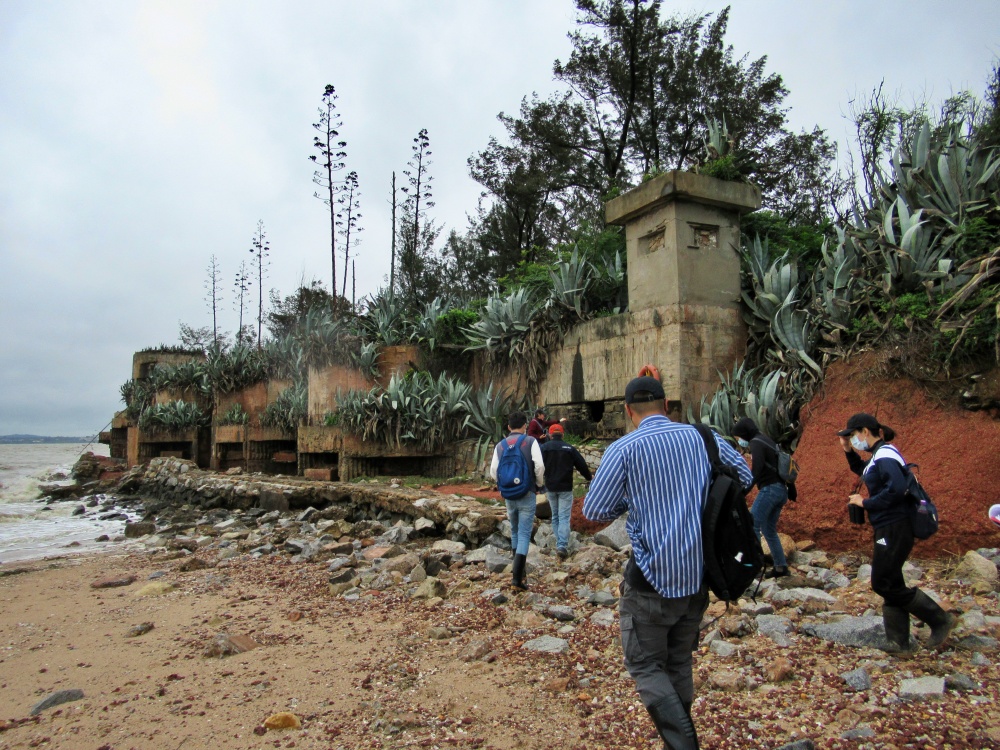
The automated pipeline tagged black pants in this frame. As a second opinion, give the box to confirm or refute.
[870,519,916,608]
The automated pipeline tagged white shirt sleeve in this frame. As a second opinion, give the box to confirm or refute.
[489,442,500,481]
[530,438,545,489]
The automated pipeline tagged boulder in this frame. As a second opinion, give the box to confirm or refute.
[522,636,569,654]
[899,676,945,701]
[955,551,998,586]
[593,515,630,551]
[801,615,900,651]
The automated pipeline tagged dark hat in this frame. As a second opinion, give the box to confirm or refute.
[836,412,880,437]
[732,417,759,440]
[624,376,665,404]
[548,423,564,435]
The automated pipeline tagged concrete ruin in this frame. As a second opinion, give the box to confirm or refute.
[103,171,757,478]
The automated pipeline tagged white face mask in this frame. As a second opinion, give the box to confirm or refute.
[850,435,869,452]
[737,437,749,448]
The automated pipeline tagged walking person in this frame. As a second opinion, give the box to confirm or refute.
[526,408,566,444]
[540,423,592,559]
[490,411,545,590]
[732,417,796,578]
[838,412,957,653]
[585,377,752,749]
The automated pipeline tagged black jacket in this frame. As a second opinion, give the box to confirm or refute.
[540,437,592,492]
[748,434,783,490]
[846,441,910,529]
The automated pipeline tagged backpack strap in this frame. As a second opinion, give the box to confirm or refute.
[692,423,720,466]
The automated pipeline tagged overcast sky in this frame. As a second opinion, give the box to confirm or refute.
[2,1,998,436]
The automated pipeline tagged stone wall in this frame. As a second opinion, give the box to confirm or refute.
[123,456,505,546]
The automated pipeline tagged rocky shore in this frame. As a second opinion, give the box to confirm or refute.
[3,456,1000,748]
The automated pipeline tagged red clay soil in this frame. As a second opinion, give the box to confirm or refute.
[784,355,1000,557]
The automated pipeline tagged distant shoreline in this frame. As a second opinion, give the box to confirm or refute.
[0,435,94,445]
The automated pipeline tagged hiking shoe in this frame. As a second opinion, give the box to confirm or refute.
[557,549,569,560]
[766,567,790,579]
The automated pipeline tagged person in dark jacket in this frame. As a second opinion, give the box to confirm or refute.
[540,424,592,559]
[839,412,956,653]
[526,408,566,443]
[732,417,795,578]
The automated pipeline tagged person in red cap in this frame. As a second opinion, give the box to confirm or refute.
[540,423,592,559]
[838,412,957,653]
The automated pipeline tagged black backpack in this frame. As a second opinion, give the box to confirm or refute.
[877,446,939,540]
[693,423,765,602]
[749,436,800,485]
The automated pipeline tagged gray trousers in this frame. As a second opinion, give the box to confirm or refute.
[619,582,708,707]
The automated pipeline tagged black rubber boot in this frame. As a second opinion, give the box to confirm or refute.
[906,589,957,648]
[511,553,528,590]
[645,694,699,750]
[881,605,913,654]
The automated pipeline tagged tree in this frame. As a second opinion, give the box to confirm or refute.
[248,220,270,348]
[398,129,441,308]
[470,2,842,267]
[309,84,347,295]
[265,280,341,339]
[337,171,363,298]
[233,261,251,344]
[204,254,223,348]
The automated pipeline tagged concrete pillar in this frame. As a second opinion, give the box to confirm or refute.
[605,171,760,412]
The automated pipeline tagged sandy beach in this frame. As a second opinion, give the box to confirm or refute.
[3,543,1000,750]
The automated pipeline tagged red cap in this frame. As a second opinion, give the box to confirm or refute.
[548,423,564,435]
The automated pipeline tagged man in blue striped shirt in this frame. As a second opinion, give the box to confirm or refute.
[585,376,752,750]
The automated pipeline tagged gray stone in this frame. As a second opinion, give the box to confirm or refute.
[801,615,897,651]
[771,587,837,605]
[414,517,436,533]
[413,577,447,600]
[768,631,793,648]
[283,538,308,555]
[546,605,576,622]
[945,673,978,691]
[258,491,289,512]
[756,615,793,636]
[427,626,451,640]
[593,515,630,551]
[522,636,569,654]
[955,635,999,651]
[297,507,318,522]
[409,564,427,583]
[590,609,615,627]
[485,547,512,574]
[856,564,872,582]
[960,609,987,631]
[774,741,814,750]
[841,667,871,691]
[971,652,992,666]
[328,569,359,585]
[899,676,945,701]
[432,540,466,555]
[841,727,875,740]
[588,590,618,607]
[380,525,413,545]
[710,640,737,657]
[30,689,85,715]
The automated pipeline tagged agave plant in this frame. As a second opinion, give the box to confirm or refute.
[148,360,208,396]
[203,345,268,395]
[362,290,410,346]
[138,400,209,433]
[547,248,592,321]
[410,296,453,351]
[464,288,540,353]
[351,341,380,379]
[217,403,249,426]
[259,383,307,434]
[120,378,153,422]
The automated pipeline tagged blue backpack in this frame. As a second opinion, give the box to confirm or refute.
[497,434,534,500]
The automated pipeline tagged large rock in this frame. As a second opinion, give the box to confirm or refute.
[955,551,998,586]
[593,515,630,551]
[413,577,447,600]
[38,480,80,499]
[124,522,156,538]
[899,676,945,701]
[801,615,899,651]
[770,587,838,606]
[522,636,569,654]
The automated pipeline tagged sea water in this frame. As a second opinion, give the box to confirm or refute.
[0,443,138,563]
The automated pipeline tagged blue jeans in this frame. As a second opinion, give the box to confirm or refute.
[506,494,536,556]
[751,483,788,568]
[546,490,574,550]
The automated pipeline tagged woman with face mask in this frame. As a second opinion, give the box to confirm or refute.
[839,412,956,653]
[732,417,795,578]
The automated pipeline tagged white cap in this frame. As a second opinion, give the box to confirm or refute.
[990,504,1000,527]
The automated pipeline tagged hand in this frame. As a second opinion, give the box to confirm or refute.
[839,436,852,452]
[848,494,865,507]
[559,417,567,423]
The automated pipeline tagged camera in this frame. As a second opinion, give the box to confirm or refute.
[848,503,865,524]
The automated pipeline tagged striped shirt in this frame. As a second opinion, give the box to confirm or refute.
[584,415,752,598]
